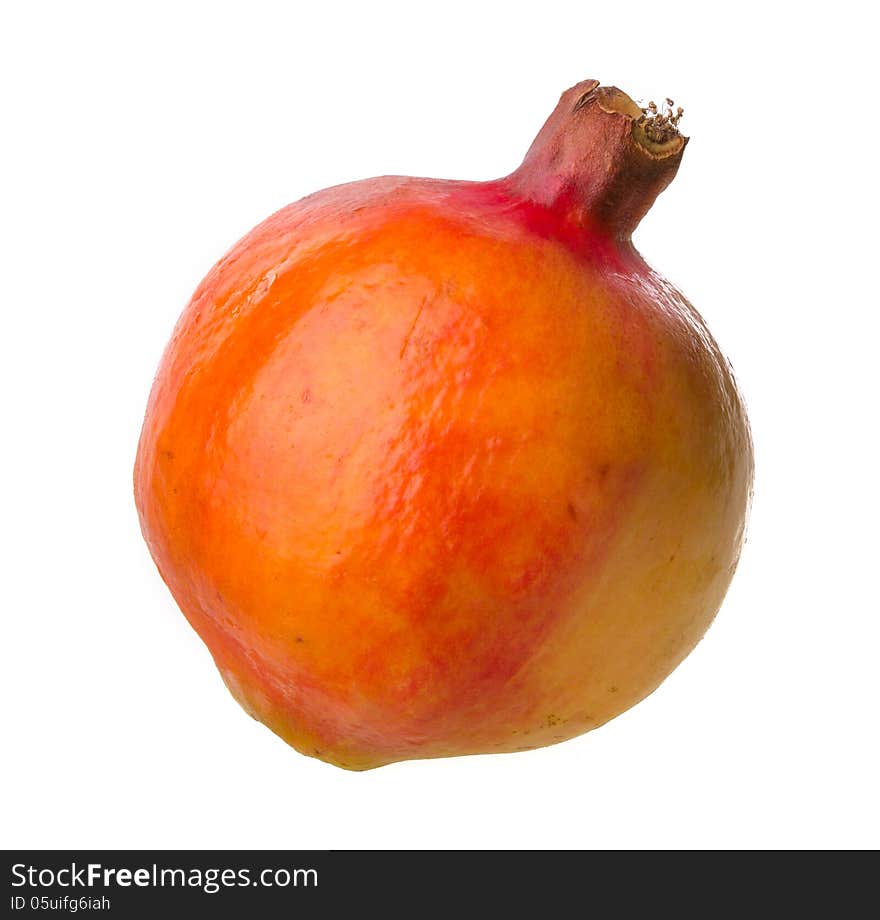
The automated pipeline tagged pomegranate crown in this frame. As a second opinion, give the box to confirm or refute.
[511,79,688,238]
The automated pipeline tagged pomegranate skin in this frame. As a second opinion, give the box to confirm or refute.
[135,84,753,770]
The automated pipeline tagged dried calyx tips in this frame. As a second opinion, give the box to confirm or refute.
[637,98,685,144]
[577,84,686,155]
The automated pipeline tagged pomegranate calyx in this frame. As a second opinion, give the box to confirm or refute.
[509,79,688,239]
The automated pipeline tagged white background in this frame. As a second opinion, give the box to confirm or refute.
[3,1,877,849]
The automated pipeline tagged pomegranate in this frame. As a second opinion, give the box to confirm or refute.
[135,79,753,770]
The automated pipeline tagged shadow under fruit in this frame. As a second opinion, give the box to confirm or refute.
[134,79,754,770]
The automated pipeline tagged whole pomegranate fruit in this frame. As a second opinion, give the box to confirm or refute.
[135,79,753,770]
